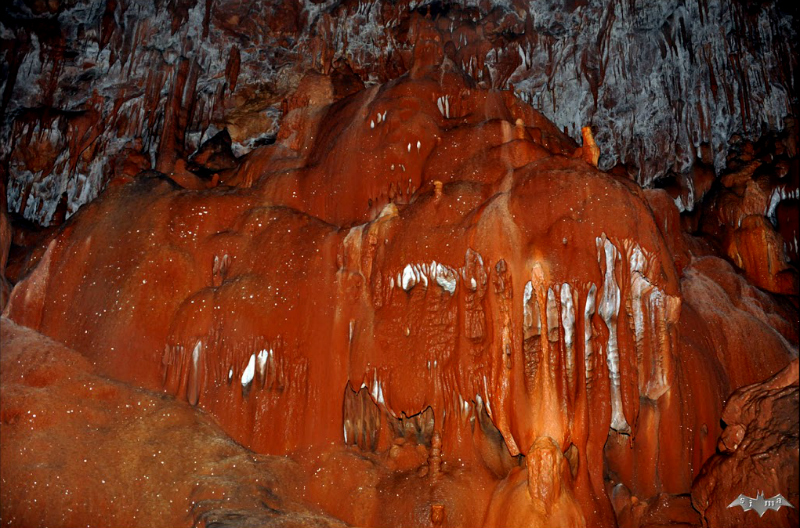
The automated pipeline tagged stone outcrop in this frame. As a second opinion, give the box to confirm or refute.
[692,359,799,528]
[0,317,346,528]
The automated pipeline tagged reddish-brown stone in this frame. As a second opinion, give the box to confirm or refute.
[0,318,346,528]
[692,359,799,528]
[1,14,797,526]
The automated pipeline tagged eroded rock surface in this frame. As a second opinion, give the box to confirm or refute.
[692,359,799,528]
[2,47,797,527]
[1,0,796,226]
[0,318,346,528]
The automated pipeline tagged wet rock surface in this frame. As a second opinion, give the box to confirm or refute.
[0,3,798,527]
[1,0,796,225]
[0,318,347,528]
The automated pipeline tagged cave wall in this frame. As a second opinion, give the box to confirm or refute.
[1,0,796,225]
[3,50,798,525]
[0,2,798,527]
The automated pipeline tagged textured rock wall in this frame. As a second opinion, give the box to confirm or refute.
[1,0,796,225]
[4,53,797,525]
[0,318,347,528]
[0,3,797,527]
[692,359,799,528]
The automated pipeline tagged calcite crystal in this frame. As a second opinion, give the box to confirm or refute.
[0,318,346,528]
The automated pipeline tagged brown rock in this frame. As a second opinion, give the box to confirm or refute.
[0,318,346,528]
[1,31,797,527]
[692,359,799,528]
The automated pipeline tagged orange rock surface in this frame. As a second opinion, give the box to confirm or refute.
[1,28,798,528]
[0,318,345,528]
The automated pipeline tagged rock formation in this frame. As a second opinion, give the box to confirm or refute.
[0,1,798,527]
[0,317,346,528]
[1,0,796,225]
[692,359,799,528]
